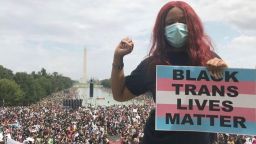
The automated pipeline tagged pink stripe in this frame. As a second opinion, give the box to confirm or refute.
[156,104,256,121]
[157,78,256,95]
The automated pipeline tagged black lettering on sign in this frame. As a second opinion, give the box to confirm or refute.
[185,84,196,95]
[181,114,194,125]
[194,99,207,111]
[164,114,246,128]
[220,116,231,127]
[166,113,180,124]
[209,100,221,111]
[211,74,223,81]
[227,86,239,97]
[193,114,205,125]
[212,85,225,96]
[198,85,211,96]
[222,101,233,112]
[206,115,218,126]
[186,70,196,81]
[173,69,239,82]
[177,99,187,110]
[225,71,239,82]
[173,70,184,80]
[172,84,183,95]
[197,70,210,81]
[233,117,246,128]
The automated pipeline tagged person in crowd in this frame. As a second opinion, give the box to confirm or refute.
[111,1,227,144]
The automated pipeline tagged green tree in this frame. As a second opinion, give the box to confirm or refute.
[14,72,37,105]
[0,79,24,106]
[50,73,73,91]
[0,65,74,105]
[33,79,47,100]
[0,65,14,80]
[35,76,52,96]
[100,79,111,88]
[40,68,47,77]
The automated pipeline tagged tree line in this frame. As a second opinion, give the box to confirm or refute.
[100,78,111,88]
[0,65,74,106]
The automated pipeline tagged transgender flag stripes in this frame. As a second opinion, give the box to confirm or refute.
[155,66,256,135]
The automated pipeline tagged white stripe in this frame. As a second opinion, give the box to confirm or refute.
[156,91,256,108]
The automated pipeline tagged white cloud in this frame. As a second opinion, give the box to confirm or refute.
[0,0,255,80]
[0,34,82,79]
[0,0,169,80]
[219,35,256,68]
[191,0,256,34]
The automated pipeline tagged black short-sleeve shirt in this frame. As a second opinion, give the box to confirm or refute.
[125,51,217,144]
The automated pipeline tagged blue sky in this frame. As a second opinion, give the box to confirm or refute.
[0,0,255,80]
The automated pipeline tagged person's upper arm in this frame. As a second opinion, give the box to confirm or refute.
[125,57,151,96]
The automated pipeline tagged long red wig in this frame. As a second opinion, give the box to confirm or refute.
[149,1,214,66]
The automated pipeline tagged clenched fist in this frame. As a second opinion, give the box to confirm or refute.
[114,37,134,59]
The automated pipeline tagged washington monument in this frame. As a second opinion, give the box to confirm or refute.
[82,48,87,83]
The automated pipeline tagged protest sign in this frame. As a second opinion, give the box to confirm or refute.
[156,66,256,135]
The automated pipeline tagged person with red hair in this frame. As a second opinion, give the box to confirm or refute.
[111,1,227,144]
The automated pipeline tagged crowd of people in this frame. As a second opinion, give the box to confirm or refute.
[0,88,154,144]
[0,88,255,144]
[217,134,256,144]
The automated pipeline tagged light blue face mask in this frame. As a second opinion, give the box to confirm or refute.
[164,22,188,48]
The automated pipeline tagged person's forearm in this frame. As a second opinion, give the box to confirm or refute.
[111,37,135,101]
[111,55,125,101]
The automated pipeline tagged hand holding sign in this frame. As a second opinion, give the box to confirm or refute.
[206,57,228,79]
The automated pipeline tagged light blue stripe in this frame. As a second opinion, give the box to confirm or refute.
[156,116,256,135]
[156,65,256,82]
